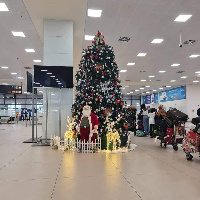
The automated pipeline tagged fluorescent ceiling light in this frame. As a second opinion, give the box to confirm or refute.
[1,66,8,69]
[18,77,24,79]
[24,92,27,94]
[46,73,52,75]
[33,60,41,63]
[159,88,163,89]
[181,76,187,79]
[166,86,171,88]
[146,92,150,94]
[140,88,144,90]
[56,81,60,82]
[35,83,40,85]
[149,75,155,78]
[51,94,56,96]
[193,80,199,83]
[135,90,139,92]
[127,93,130,95]
[11,72,17,75]
[127,63,135,66]
[159,71,166,73]
[0,3,9,11]
[88,9,102,17]
[146,86,150,88]
[137,53,147,57]
[85,35,95,40]
[25,49,35,52]
[153,90,157,92]
[195,71,200,74]
[141,80,146,82]
[125,86,129,87]
[130,92,133,94]
[189,55,200,58]
[151,39,163,44]
[58,83,62,85]
[120,70,127,72]
[174,15,192,22]
[171,64,180,67]
[50,76,55,78]
[3,83,8,85]
[11,31,25,37]
[41,70,47,72]
[170,80,176,82]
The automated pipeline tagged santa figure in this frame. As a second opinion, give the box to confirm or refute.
[79,105,99,142]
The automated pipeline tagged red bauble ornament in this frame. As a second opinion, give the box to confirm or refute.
[113,94,115,96]
[120,102,124,106]
[95,55,98,59]
[92,40,95,44]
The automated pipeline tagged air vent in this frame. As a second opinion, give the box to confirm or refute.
[156,80,161,81]
[118,37,130,42]
[176,71,185,73]
[139,71,146,73]
[24,67,32,69]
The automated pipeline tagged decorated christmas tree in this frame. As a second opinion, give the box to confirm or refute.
[72,31,127,138]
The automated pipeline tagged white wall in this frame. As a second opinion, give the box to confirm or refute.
[186,85,200,120]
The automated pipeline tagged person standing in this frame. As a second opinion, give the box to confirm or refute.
[149,108,156,138]
[141,104,149,136]
[21,109,24,121]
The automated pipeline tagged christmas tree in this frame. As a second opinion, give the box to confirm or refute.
[72,31,127,137]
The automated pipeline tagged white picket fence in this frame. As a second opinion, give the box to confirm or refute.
[50,136,101,153]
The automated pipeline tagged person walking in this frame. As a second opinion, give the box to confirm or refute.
[141,104,149,136]
[149,108,156,138]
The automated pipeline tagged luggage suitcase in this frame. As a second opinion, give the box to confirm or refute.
[167,108,188,122]
[164,128,173,143]
[165,117,174,128]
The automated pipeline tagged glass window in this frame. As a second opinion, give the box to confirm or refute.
[5,99,15,105]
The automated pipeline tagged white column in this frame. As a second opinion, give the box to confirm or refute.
[42,19,73,139]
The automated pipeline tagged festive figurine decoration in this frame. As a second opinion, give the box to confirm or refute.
[79,105,99,142]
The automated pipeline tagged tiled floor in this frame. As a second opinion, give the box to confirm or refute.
[0,123,200,200]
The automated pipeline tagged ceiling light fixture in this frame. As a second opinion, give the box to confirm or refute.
[1,66,8,69]
[85,35,95,40]
[33,60,41,63]
[170,80,176,82]
[18,77,24,79]
[153,90,157,92]
[125,86,129,87]
[135,90,139,92]
[159,71,166,73]
[189,55,200,58]
[25,49,35,53]
[50,76,55,78]
[146,86,150,88]
[159,87,163,89]
[88,9,102,17]
[146,92,150,94]
[11,72,17,75]
[58,83,62,85]
[141,80,146,82]
[120,70,127,72]
[181,76,187,79]
[11,31,25,37]
[193,80,199,83]
[149,75,155,78]
[137,53,147,57]
[127,63,135,66]
[0,3,9,11]
[46,73,52,75]
[3,83,8,85]
[130,92,133,94]
[140,88,144,90]
[127,93,130,95]
[41,70,47,72]
[166,86,171,88]
[195,71,200,74]
[174,15,192,22]
[151,39,163,43]
[171,64,180,67]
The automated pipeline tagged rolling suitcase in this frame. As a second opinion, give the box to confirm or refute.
[167,108,188,122]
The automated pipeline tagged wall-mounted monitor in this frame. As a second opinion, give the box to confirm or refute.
[33,66,73,88]
[27,71,33,93]
[0,85,22,94]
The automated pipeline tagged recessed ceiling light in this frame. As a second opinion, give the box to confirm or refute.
[0,3,9,11]
[166,86,171,88]
[135,90,139,92]
[174,15,192,22]
[193,80,199,83]
[88,9,102,17]
[25,49,35,53]
[170,80,176,82]
[181,76,187,79]
[159,87,163,90]
[151,39,163,43]
[171,64,180,67]
[18,77,24,79]
[50,76,55,78]
[58,83,62,85]
[149,75,155,78]
[146,86,150,88]
[120,70,127,72]
[159,71,166,73]
[140,88,144,90]
[195,71,200,74]
[11,72,17,75]
[56,81,60,82]
[127,63,135,66]
[137,53,147,57]
[130,92,133,94]
[146,92,150,94]
[85,35,95,40]
[141,80,146,82]
[46,73,52,75]
[33,60,41,63]
[153,90,157,92]
[189,55,200,58]
[11,31,25,37]
[1,66,8,69]
[41,70,47,72]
